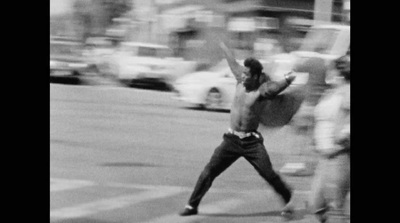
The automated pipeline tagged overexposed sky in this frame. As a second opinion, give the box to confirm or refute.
[50,0,73,15]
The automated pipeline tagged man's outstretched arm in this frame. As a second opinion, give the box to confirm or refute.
[219,42,245,82]
[259,72,296,99]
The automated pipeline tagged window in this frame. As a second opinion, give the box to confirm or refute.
[255,17,279,30]
[231,32,254,50]
[50,42,81,56]
[135,46,172,58]
[137,47,157,57]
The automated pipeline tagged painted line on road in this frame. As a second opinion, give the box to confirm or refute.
[50,178,96,192]
[50,178,314,222]
[50,186,183,219]
[139,195,252,223]
[139,191,314,223]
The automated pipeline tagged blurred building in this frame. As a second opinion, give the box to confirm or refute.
[50,0,350,63]
[50,0,74,37]
[128,0,350,62]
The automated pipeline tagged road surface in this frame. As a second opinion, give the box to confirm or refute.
[50,83,348,223]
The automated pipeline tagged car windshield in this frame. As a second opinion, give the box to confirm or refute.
[300,28,340,54]
[137,47,157,57]
[209,60,229,72]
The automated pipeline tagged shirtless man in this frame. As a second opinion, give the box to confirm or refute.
[179,42,297,219]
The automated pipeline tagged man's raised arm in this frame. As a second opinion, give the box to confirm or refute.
[259,72,296,99]
[219,42,245,82]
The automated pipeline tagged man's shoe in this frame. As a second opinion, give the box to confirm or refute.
[179,205,198,216]
[315,206,330,223]
[281,207,294,221]
[281,200,295,221]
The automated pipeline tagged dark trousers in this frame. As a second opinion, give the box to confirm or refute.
[187,132,292,208]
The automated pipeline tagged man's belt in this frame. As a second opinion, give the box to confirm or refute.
[228,128,260,139]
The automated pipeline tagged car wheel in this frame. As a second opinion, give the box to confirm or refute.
[88,65,99,76]
[205,88,223,111]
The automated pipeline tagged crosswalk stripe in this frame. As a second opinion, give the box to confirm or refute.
[140,198,245,223]
[50,178,95,192]
[50,178,314,222]
[50,187,182,219]
[139,192,261,223]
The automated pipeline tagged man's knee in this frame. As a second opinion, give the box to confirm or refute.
[261,169,279,182]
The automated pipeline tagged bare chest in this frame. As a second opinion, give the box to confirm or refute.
[233,85,262,110]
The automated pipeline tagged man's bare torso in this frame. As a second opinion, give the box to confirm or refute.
[230,83,265,132]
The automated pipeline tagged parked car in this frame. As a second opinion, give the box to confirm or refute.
[83,37,119,78]
[113,42,197,90]
[50,40,100,82]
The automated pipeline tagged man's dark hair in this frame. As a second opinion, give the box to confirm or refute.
[244,57,263,76]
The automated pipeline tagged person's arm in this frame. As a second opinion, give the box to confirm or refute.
[335,124,350,149]
[219,42,245,82]
[259,72,296,99]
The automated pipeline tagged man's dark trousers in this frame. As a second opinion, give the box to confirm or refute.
[187,132,292,208]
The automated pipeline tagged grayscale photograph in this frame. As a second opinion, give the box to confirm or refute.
[50,0,350,222]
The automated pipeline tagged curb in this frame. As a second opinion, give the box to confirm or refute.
[78,76,124,87]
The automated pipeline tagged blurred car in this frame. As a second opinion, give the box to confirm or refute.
[270,24,350,85]
[173,61,236,110]
[113,42,197,90]
[50,39,100,82]
[83,37,119,78]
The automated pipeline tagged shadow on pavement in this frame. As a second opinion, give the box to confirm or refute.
[51,218,121,223]
[99,162,162,168]
[185,106,230,113]
[127,81,172,92]
[50,76,81,85]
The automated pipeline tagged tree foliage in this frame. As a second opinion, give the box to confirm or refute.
[73,0,132,41]
[99,0,132,27]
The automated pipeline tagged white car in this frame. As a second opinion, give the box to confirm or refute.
[113,42,197,89]
[50,40,100,80]
[173,61,237,110]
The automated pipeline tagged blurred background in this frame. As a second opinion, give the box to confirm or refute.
[50,0,350,89]
[50,1,350,223]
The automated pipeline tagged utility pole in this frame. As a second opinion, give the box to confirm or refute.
[313,0,333,25]
[343,0,350,23]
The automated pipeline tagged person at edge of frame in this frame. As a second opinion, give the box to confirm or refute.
[308,54,351,223]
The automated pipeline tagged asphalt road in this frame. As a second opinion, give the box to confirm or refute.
[50,83,346,223]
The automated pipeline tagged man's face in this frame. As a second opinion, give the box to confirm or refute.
[242,68,258,88]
